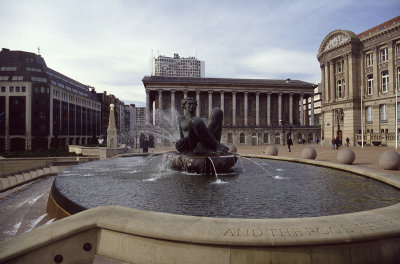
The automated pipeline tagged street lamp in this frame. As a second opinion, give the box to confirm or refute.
[336,109,344,141]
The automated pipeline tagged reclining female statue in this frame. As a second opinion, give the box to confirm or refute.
[176,97,229,155]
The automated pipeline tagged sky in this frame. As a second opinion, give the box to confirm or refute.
[1,0,399,106]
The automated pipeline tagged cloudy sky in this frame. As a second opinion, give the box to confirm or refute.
[1,0,399,106]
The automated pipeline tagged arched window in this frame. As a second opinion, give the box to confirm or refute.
[240,133,245,144]
[263,133,269,144]
[227,133,233,144]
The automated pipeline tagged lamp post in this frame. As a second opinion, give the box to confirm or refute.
[336,109,344,142]
[396,77,398,149]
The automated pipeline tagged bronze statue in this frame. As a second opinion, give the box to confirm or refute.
[176,97,229,155]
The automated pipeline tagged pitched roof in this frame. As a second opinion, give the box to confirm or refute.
[358,16,400,38]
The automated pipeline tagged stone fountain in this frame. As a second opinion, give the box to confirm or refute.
[166,97,237,174]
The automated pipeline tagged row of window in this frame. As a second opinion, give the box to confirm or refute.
[364,43,400,68]
[365,103,400,122]
[1,86,26,93]
[0,66,17,71]
[31,76,47,82]
[52,89,100,109]
[365,68,400,95]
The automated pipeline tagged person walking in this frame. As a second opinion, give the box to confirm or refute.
[331,137,335,149]
[346,137,350,147]
[287,137,293,152]
[142,137,149,153]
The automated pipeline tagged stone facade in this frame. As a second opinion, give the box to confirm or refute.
[318,16,400,147]
[142,76,320,146]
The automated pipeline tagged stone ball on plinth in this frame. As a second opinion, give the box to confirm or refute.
[264,145,278,156]
[379,150,400,170]
[337,149,355,165]
[227,144,237,153]
[301,147,317,160]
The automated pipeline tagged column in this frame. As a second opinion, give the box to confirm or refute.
[324,62,330,103]
[220,91,224,113]
[244,91,248,125]
[305,95,309,125]
[344,55,349,99]
[146,89,150,125]
[232,91,236,125]
[170,89,175,118]
[267,92,271,126]
[158,89,162,124]
[329,61,335,102]
[278,93,282,125]
[196,90,200,116]
[184,90,188,99]
[311,95,315,126]
[256,91,260,126]
[289,93,293,124]
[5,95,9,151]
[300,93,304,126]
[321,64,326,103]
[208,90,213,118]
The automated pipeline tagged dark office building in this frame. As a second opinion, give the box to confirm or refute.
[0,48,101,152]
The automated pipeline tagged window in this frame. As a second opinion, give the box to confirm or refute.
[11,76,23,81]
[382,71,389,92]
[227,133,233,144]
[0,76,9,80]
[41,87,45,93]
[398,102,400,121]
[380,48,388,62]
[336,60,344,73]
[22,86,26,92]
[15,86,20,92]
[9,86,14,92]
[397,68,400,89]
[367,74,373,95]
[380,104,388,121]
[366,106,373,122]
[240,133,245,144]
[1,87,5,92]
[366,53,373,67]
[264,133,269,143]
[337,80,343,98]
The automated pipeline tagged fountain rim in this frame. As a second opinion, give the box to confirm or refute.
[45,153,400,247]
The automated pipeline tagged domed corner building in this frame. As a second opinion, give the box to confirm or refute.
[0,48,102,152]
[317,16,400,147]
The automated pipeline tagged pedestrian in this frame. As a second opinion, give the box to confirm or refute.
[143,137,149,153]
[287,137,293,152]
[335,137,340,149]
[331,137,335,149]
[346,137,350,147]
[316,137,320,145]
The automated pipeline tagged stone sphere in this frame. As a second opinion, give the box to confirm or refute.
[227,144,237,153]
[379,150,400,170]
[337,149,356,165]
[264,145,278,156]
[301,147,317,160]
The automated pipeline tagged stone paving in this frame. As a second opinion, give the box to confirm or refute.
[235,143,400,176]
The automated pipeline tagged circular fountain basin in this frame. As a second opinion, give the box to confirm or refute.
[45,155,400,263]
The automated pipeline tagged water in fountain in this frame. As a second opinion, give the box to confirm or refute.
[136,109,181,147]
[52,156,400,218]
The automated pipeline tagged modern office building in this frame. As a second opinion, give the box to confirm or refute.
[153,53,205,78]
[317,16,400,146]
[135,107,146,127]
[142,76,319,146]
[0,48,101,152]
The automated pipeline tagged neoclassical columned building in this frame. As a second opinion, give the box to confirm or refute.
[317,16,400,147]
[142,76,319,146]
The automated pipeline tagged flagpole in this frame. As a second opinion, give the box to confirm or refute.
[361,85,364,148]
[396,77,398,149]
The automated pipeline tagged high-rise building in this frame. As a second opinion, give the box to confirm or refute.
[153,53,205,78]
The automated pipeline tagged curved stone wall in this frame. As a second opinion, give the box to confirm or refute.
[2,155,399,263]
